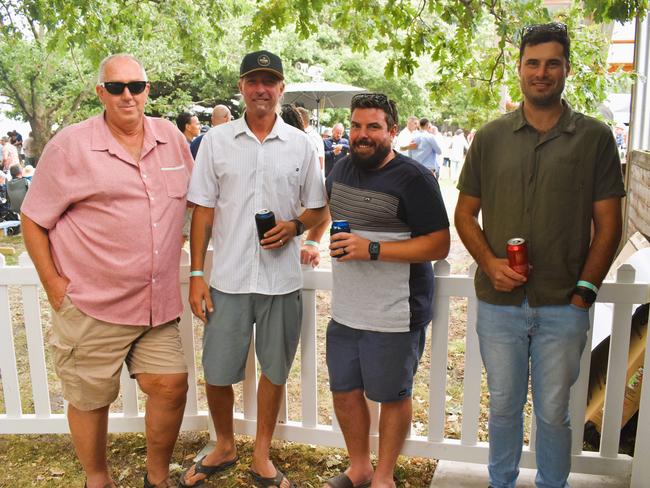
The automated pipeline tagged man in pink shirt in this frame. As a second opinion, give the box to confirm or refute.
[21,54,192,488]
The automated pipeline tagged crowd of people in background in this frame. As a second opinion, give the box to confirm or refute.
[1,130,36,229]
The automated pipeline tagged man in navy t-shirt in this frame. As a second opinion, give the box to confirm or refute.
[302,93,450,488]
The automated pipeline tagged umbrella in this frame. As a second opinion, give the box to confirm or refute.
[283,81,367,130]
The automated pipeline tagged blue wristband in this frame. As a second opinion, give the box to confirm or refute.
[303,240,320,247]
[577,280,598,294]
[189,270,204,277]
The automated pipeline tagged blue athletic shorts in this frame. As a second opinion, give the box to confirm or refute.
[326,320,428,403]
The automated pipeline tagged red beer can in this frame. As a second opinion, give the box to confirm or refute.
[507,237,529,277]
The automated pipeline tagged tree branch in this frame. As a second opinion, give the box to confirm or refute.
[0,58,31,116]
[68,43,86,82]
[55,89,93,127]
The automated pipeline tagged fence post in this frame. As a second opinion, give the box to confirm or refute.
[0,254,22,418]
[461,263,481,446]
[429,259,451,443]
[18,252,52,417]
[300,281,318,428]
[630,305,650,487]
[600,264,636,457]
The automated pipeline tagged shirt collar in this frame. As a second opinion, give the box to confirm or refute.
[232,113,290,142]
[512,99,577,134]
[91,113,167,154]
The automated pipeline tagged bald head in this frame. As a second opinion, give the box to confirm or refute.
[407,116,418,131]
[98,53,147,83]
[332,123,345,140]
[211,105,232,126]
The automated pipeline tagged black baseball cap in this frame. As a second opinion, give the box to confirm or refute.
[240,50,284,80]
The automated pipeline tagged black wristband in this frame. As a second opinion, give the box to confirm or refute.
[291,218,304,236]
[573,286,597,305]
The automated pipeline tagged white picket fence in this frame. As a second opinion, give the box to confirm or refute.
[1,250,649,486]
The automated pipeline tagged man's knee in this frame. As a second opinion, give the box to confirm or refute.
[333,388,366,410]
[533,398,570,427]
[138,373,188,407]
[488,389,527,419]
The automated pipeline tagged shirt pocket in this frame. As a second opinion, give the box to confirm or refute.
[160,164,189,198]
[280,161,301,194]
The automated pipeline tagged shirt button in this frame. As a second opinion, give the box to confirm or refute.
[153,223,158,228]
[150,196,154,201]
[142,174,147,178]
[155,250,159,255]
[152,278,156,283]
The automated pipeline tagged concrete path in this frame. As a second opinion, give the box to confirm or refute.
[430,460,631,488]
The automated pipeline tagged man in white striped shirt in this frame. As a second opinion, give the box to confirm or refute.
[182,50,328,488]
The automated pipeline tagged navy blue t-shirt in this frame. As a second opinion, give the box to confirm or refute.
[327,153,449,331]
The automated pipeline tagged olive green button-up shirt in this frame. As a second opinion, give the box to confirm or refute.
[458,102,625,307]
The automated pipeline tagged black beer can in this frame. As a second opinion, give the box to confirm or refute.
[255,209,276,242]
[330,220,350,236]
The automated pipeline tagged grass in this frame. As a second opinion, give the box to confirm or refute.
[0,433,436,487]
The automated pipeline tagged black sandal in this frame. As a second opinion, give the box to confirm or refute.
[249,468,294,488]
[178,455,239,487]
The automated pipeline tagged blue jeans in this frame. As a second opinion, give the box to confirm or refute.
[477,299,590,488]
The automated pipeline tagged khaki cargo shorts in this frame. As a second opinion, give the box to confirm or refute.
[50,296,187,411]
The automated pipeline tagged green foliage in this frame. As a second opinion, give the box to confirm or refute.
[0,0,235,154]
[247,0,640,128]
[0,0,643,154]
[583,0,648,23]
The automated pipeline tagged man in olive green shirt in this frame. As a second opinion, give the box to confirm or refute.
[455,23,624,488]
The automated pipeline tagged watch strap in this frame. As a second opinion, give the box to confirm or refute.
[291,218,304,236]
[573,285,597,305]
[368,241,380,261]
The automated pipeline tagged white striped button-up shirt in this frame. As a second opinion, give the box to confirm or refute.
[188,116,327,295]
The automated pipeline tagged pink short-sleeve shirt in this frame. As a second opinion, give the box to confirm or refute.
[22,114,193,326]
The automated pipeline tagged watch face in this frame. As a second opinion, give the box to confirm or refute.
[369,241,380,259]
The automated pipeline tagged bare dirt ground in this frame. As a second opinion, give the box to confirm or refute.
[0,175,483,487]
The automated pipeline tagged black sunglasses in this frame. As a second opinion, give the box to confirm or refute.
[99,81,148,95]
[351,93,390,105]
[351,92,397,119]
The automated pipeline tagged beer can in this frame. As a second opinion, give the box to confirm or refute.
[255,209,276,242]
[330,220,350,236]
[507,237,529,277]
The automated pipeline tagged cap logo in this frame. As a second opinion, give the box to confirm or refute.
[258,55,270,67]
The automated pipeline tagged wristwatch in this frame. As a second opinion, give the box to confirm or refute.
[573,286,597,306]
[368,241,380,261]
[291,219,304,236]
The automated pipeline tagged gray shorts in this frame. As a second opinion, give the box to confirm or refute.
[203,288,302,386]
[326,320,427,403]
